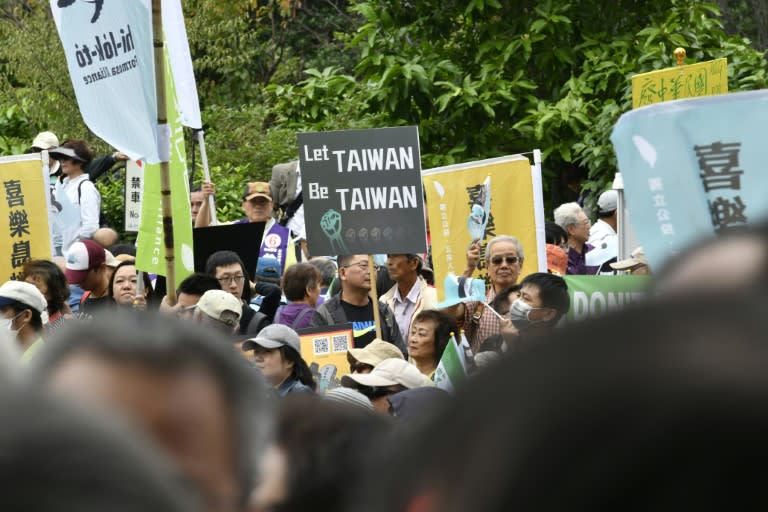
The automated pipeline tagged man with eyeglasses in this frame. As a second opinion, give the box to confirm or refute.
[311,255,405,353]
[553,202,599,275]
[451,235,526,352]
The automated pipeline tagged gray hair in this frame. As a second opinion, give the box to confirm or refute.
[486,236,525,265]
[553,202,583,230]
[31,311,271,508]
[308,257,337,287]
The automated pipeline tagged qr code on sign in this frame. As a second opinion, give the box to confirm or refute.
[313,337,330,356]
[332,334,349,353]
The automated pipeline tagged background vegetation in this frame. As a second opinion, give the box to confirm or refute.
[0,0,766,232]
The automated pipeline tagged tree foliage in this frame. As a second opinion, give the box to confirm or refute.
[0,0,766,232]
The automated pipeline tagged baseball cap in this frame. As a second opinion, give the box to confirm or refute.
[64,240,106,284]
[348,339,404,367]
[243,182,272,202]
[597,189,618,214]
[104,250,122,268]
[325,387,374,410]
[610,246,649,271]
[341,358,432,390]
[242,324,300,353]
[49,147,86,162]
[0,281,47,315]
[196,289,243,327]
[255,255,281,280]
[31,131,59,151]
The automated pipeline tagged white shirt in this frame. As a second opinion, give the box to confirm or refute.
[52,174,100,254]
[588,219,616,245]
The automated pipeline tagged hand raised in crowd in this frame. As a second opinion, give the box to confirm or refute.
[113,151,129,161]
[201,181,216,199]
[158,294,181,315]
[464,240,482,277]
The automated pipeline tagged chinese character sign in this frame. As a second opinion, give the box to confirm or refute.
[422,156,546,301]
[611,89,768,271]
[0,155,52,281]
[631,58,728,109]
[298,126,427,256]
[124,160,143,232]
[50,0,159,162]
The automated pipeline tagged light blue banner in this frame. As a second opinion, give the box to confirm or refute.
[51,0,159,163]
[611,90,768,270]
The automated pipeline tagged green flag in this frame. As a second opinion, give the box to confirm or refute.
[434,335,467,392]
[135,44,194,282]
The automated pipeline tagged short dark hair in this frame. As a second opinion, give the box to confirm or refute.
[22,259,70,314]
[274,395,391,511]
[491,284,521,314]
[205,250,251,302]
[61,139,93,164]
[336,254,357,270]
[308,257,337,287]
[545,222,568,246]
[177,272,221,297]
[0,390,195,511]
[282,263,321,302]
[519,272,570,325]
[411,309,459,366]
[32,311,271,508]
[109,243,137,257]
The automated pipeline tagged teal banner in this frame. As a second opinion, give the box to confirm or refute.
[564,275,651,322]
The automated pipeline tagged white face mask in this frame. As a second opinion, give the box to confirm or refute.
[508,299,547,331]
[0,311,23,340]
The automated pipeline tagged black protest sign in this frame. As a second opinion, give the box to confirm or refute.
[193,222,266,279]
[298,126,427,256]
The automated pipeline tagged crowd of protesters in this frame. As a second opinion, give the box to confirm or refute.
[1,131,765,510]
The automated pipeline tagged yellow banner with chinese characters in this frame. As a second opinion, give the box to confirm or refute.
[632,58,728,109]
[422,155,546,301]
[0,155,52,281]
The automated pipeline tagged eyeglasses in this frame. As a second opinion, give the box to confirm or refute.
[490,255,520,266]
[343,261,380,271]
[217,275,245,284]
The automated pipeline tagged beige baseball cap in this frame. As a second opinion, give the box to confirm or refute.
[341,358,432,390]
[347,338,404,367]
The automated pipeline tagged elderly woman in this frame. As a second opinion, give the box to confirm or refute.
[407,310,458,379]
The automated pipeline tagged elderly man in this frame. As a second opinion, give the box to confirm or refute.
[311,254,404,353]
[554,202,599,275]
[195,180,297,278]
[452,235,526,352]
[380,254,437,343]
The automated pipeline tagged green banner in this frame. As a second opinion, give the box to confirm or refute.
[135,45,194,281]
[564,275,651,322]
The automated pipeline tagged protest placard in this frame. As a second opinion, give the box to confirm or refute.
[631,58,728,109]
[0,155,52,281]
[422,155,546,301]
[297,323,354,394]
[192,222,266,280]
[564,275,650,322]
[298,126,427,256]
[124,160,143,232]
[612,89,768,270]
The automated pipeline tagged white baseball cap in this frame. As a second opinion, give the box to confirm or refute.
[196,290,242,327]
[341,358,433,390]
[0,281,48,324]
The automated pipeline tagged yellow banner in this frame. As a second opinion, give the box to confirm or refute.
[632,58,728,109]
[0,155,52,281]
[423,156,545,301]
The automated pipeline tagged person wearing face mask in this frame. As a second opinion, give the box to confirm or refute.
[480,273,570,354]
[0,281,48,363]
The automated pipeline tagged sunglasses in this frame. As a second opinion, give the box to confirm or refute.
[490,255,520,266]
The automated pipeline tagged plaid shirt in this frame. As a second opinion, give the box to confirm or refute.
[463,288,501,353]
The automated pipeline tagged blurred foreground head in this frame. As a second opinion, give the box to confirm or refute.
[366,290,768,512]
[0,390,197,511]
[32,311,271,512]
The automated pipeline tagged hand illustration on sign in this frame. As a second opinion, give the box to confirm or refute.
[320,209,350,255]
[467,176,491,242]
